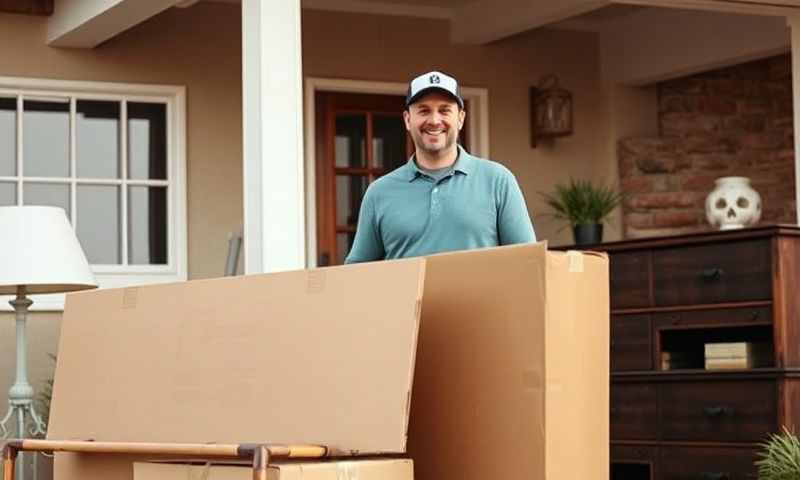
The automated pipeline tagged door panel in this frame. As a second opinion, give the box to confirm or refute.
[316,92,409,265]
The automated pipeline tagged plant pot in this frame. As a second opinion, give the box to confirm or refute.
[573,223,603,246]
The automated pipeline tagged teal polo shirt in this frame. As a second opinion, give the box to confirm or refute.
[345,146,536,263]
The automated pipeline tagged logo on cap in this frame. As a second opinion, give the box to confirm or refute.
[429,74,440,85]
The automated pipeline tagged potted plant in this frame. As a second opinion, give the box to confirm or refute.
[540,178,623,245]
[755,427,800,480]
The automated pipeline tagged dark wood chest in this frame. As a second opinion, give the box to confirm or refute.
[574,225,800,480]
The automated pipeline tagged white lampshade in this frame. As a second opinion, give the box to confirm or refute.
[0,206,97,295]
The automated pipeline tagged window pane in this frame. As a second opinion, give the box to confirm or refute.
[23,99,70,177]
[128,186,167,265]
[23,182,70,217]
[77,100,120,179]
[335,114,366,168]
[77,185,120,264]
[0,182,15,206]
[0,97,16,177]
[336,175,367,226]
[373,115,406,172]
[128,102,167,180]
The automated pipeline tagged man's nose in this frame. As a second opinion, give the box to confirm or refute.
[428,112,443,124]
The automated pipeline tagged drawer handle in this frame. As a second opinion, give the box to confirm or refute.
[701,267,725,281]
[700,472,729,480]
[703,405,734,417]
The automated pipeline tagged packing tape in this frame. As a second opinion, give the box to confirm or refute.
[188,462,212,480]
[337,463,358,480]
[307,270,326,294]
[566,250,584,273]
[122,287,139,309]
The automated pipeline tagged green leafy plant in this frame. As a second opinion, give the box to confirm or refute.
[755,427,800,480]
[539,178,623,228]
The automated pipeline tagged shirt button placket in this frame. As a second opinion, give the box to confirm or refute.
[431,186,440,216]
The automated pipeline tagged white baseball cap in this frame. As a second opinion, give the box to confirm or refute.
[405,70,464,109]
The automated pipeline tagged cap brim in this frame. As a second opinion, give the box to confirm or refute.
[406,86,464,108]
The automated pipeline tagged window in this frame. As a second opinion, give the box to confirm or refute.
[0,77,187,310]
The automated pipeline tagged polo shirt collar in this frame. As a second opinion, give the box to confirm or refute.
[406,145,474,182]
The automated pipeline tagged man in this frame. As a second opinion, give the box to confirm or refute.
[344,70,536,264]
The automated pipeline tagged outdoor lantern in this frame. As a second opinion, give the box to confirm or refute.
[530,74,573,147]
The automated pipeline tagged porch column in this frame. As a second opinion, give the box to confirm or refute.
[790,16,800,224]
[242,0,306,274]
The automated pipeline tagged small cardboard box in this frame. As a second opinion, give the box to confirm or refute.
[133,458,413,480]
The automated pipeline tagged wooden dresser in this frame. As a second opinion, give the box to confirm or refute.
[574,225,800,480]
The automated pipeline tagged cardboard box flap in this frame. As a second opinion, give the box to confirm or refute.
[48,259,426,455]
[409,242,549,480]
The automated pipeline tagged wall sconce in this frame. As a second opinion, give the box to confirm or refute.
[530,74,573,148]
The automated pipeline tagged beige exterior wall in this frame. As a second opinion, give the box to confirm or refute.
[0,2,243,423]
[0,3,615,425]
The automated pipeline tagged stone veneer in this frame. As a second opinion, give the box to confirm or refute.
[618,54,795,238]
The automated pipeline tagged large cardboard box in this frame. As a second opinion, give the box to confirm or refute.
[49,243,609,480]
[407,243,609,480]
[133,458,413,480]
[49,259,426,479]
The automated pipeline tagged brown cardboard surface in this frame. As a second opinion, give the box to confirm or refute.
[407,243,609,480]
[49,259,425,479]
[133,458,413,480]
[50,242,608,480]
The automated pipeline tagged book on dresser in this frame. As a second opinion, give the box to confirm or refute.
[555,225,800,480]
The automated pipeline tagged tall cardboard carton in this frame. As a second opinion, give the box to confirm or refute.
[408,243,609,480]
[133,458,413,480]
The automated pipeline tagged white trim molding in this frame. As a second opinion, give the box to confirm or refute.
[303,76,490,268]
[0,76,188,311]
[242,0,306,275]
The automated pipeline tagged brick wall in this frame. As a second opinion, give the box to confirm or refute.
[618,54,795,238]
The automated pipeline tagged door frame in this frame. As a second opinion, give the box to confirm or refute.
[303,76,490,268]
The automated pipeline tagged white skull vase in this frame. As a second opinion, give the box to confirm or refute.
[705,176,762,230]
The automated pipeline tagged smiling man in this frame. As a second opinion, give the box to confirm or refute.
[344,70,536,263]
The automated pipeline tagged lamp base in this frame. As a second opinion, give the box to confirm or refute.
[1,290,47,480]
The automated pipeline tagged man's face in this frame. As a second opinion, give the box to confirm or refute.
[403,92,466,156]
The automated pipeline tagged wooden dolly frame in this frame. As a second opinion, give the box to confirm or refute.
[1,439,328,480]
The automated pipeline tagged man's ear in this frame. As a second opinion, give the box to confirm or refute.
[403,110,411,131]
[458,109,466,130]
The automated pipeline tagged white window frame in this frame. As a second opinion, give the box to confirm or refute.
[0,76,187,311]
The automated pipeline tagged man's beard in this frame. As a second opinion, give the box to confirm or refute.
[412,129,457,156]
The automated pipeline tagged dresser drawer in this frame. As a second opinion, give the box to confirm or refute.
[610,251,651,309]
[611,383,658,440]
[660,446,758,480]
[652,306,772,330]
[660,380,776,442]
[612,314,652,371]
[652,239,772,306]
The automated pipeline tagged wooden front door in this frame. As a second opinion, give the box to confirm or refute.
[315,92,411,266]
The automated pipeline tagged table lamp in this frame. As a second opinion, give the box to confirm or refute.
[0,206,97,480]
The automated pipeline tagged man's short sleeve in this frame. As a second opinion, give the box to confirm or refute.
[344,187,385,264]
[497,170,536,245]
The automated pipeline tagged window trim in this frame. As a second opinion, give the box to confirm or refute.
[0,76,187,311]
